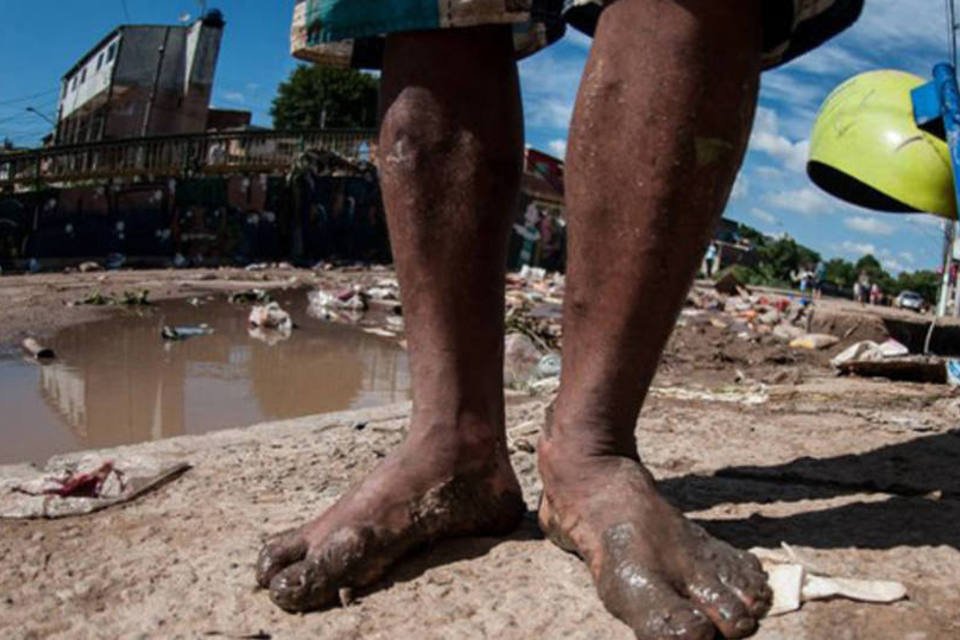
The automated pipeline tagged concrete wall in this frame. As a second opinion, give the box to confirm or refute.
[60,36,120,120]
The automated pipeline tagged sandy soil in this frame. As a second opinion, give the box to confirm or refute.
[1,270,959,639]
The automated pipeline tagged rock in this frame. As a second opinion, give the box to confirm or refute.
[78,261,103,273]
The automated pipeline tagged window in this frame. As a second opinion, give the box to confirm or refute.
[106,42,117,63]
[80,68,87,84]
[96,53,104,72]
[71,76,77,92]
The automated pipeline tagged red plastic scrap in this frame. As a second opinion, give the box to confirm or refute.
[44,462,118,498]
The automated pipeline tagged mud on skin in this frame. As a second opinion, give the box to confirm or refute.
[256,453,525,612]
[538,453,772,640]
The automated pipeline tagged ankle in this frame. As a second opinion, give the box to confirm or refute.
[406,413,508,470]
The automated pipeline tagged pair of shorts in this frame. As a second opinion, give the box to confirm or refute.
[290,0,864,71]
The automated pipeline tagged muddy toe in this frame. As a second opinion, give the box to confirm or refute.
[687,574,757,639]
[256,530,307,588]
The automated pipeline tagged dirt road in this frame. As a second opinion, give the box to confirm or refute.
[1,269,959,638]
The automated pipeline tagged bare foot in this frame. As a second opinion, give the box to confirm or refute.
[539,445,772,640]
[257,433,524,612]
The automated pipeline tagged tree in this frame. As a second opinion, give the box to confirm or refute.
[854,254,894,292]
[895,270,940,304]
[824,258,856,288]
[271,65,379,130]
[754,235,821,284]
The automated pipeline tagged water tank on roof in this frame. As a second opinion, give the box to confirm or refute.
[202,9,225,28]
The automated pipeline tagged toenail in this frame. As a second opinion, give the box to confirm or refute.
[735,618,755,632]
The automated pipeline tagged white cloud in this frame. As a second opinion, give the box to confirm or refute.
[765,186,829,215]
[838,240,877,257]
[548,138,567,157]
[731,173,749,200]
[749,207,778,225]
[843,215,895,236]
[899,251,916,264]
[222,91,246,104]
[755,165,784,180]
[748,107,810,173]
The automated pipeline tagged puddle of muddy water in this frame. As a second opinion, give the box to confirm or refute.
[0,292,410,464]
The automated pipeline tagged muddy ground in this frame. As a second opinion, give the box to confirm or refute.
[1,268,959,639]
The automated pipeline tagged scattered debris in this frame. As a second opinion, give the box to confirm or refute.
[714,271,751,297]
[307,287,369,320]
[72,289,152,307]
[162,324,214,341]
[22,337,55,360]
[650,384,769,405]
[789,333,840,350]
[753,543,907,617]
[228,289,273,305]
[949,360,960,387]
[1,457,191,519]
[832,339,948,383]
[831,340,909,368]
[248,302,293,332]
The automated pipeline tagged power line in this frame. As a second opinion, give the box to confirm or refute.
[120,0,131,22]
[0,88,58,108]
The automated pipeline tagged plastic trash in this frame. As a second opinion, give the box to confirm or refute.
[161,324,214,341]
[249,302,293,332]
[948,360,960,387]
[537,353,562,378]
[753,544,907,617]
[22,338,55,360]
[789,333,840,350]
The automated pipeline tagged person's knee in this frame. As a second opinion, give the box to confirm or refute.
[380,86,518,181]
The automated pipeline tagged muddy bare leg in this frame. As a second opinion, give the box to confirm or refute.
[539,1,771,638]
[257,25,525,613]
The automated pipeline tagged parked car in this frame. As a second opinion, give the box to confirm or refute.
[894,290,925,312]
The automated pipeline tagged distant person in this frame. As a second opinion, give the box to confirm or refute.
[870,282,883,306]
[856,271,871,305]
[259,2,865,638]
[813,261,827,299]
[703,241,719,277]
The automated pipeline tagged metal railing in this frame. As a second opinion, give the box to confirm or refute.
[0,128,378,188]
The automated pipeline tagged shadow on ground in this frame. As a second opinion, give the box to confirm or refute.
[659,429,960,550]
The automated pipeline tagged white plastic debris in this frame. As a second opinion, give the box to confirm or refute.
[831,339,910,368]
[248,302,293,333]
[752,543,907,616]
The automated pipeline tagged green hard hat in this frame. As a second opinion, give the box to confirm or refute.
[807,69,957,220]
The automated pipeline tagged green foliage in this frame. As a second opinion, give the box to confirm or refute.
[271,65,379,130]
[754,235,821,282]
[824,258,856,289]
[731,221,935,300]
[895,270,940,304]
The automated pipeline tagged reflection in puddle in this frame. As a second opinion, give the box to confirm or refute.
[0,293,410,464]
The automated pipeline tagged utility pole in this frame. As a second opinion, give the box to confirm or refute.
[142,27,171,138]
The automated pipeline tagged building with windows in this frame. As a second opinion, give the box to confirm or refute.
[56,10,226,145]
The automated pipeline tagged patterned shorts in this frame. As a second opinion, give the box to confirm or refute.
[290,0,863,71]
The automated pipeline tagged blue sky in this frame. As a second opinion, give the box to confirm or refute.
[0,1,953,273]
